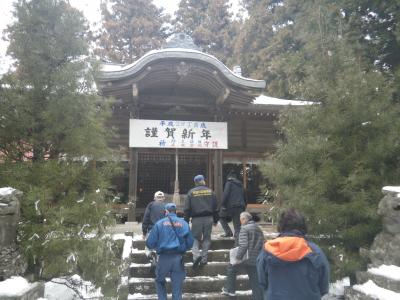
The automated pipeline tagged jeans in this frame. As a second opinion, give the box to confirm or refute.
[191,216,213,263]
[155,253,185,300]
[225,263,263,300]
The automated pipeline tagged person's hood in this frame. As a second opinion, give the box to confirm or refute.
[265,236,311,261]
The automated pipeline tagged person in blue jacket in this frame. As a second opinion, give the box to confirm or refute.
[146,203,194,300]
[256,208,330,300]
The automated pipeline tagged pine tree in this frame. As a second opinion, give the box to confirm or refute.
[0,0,121,294]
[233,0,400,278]
[94,0,168,64]
[174,0,236,62]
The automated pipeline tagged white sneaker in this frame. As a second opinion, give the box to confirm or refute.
[221,287,236,297]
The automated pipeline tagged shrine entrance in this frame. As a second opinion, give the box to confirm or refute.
[136,150,209,209]
[96,34,280,221]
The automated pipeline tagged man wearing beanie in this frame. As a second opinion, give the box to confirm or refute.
[184,174,219,269]
[146,203,194,300]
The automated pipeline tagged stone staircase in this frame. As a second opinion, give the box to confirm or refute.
[127,238,253,299]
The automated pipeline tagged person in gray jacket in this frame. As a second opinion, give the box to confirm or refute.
[184,174,219,269]
[221,211,264,299]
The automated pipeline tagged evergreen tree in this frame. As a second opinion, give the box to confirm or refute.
[174,0,236,62]
[95,0,168,64]
[233,0,400,278]
[0,0,121,294]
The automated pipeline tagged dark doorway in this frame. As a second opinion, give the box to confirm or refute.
[137,151,208,209]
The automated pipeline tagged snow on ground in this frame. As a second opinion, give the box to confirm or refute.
[0,276,31,296]
[45,275,102,300]
[382,186,400,195]
[368,265,400,281]
[122,236,133,259]
[328,277,350,296]
[112,233,138,259]
[0,187,15,196]
[353,280,400,300]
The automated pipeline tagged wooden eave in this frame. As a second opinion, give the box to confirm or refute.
[96,48,266,105]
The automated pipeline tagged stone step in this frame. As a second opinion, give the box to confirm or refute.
[130,249,230,264]
[130,261,244,278]
[128,275,249,294]
[357,270,400,293]
[128,290,252,299]
[344,287,377,300]
[132,238,235,251]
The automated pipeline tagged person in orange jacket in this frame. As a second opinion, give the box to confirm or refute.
[256,209,330,300]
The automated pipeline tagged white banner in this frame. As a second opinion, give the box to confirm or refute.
[129,119,228,149]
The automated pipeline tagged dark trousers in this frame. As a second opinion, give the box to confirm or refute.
[219,216,233,235]
[230,207,244,245]
[225,263,263,300]
[191,216,213,263]
[155,253,185,300]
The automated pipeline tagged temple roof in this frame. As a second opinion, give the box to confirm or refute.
[96,37,266,106]
[98,48,265,90]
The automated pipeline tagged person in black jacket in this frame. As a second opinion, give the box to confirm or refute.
[184,174,218,269]
[220,171,246,243]
[142,190,166,273]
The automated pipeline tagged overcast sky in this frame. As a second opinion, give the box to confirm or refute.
[0,0,179,73]
[0,0,241,74]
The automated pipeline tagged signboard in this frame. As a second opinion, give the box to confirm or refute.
[129,119,228,149]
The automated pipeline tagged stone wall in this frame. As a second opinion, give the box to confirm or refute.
[0,188,26,280]
[344,186,400,299]
[368,186,400,267]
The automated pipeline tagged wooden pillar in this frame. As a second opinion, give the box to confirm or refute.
[242,158,247,190]
[213,111,225,205]
[213,150,223,205]
[208,151,214,189]
[127,148,138,222]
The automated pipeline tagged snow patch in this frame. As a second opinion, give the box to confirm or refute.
[0,187,15,196]
[254,94,316,106]
[122,235,133,259]
[368,265,400,281]
[112,233,127,240]
[0,276,31,296]
[382,186,400,195]
[45,276,103,300]
[133,234,144,241]
[328,277,350,296]
[353,280,400,300]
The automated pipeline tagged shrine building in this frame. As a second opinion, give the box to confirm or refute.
[96,34,286,220]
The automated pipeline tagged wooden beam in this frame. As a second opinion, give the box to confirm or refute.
[216,87,230,106]
[213,150,223,205]
[127,148,138,221]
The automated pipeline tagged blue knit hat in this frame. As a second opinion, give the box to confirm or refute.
[194,174,205,183]
[165,203,176,211]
